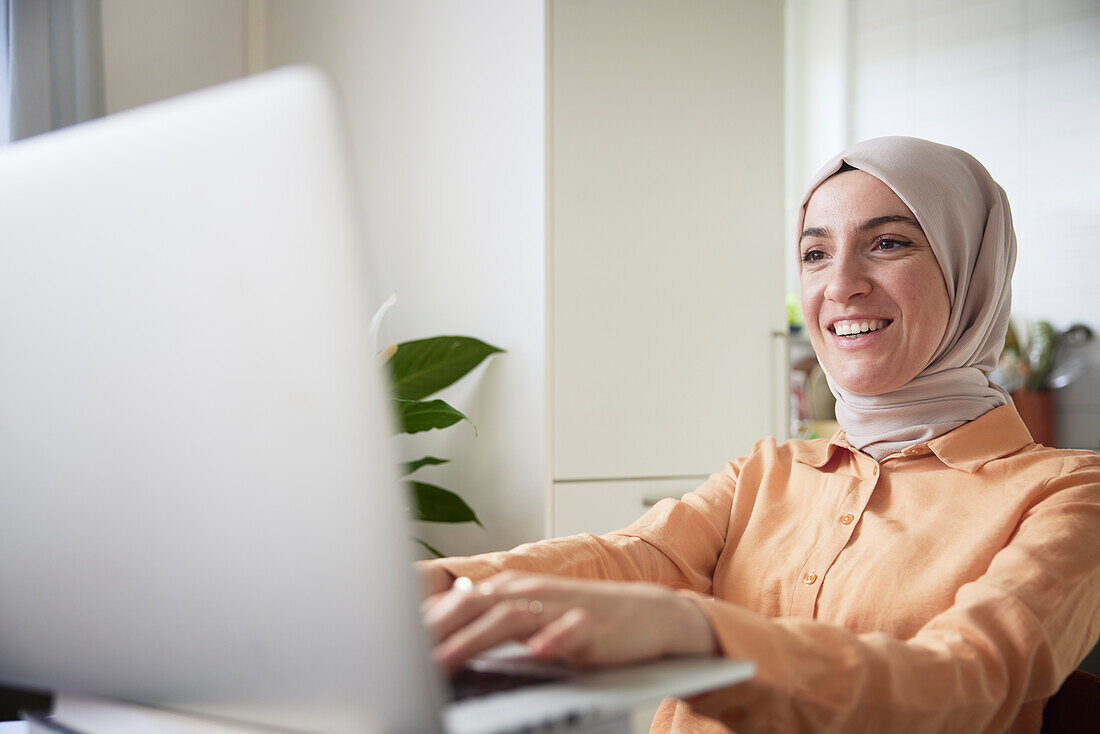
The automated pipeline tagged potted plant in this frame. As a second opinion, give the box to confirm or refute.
[991,321,1093,446]
[376,317,503,556]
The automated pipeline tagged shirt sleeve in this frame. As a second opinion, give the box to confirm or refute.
[681,460,1100,733]
[422,458,744,593]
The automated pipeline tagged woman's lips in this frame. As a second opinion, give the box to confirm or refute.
[829,318,891,337]
[825,319,894,349]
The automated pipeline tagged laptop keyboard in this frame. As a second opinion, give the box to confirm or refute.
[450,664,571,702]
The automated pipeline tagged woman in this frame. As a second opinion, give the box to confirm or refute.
[418,137,1100,733]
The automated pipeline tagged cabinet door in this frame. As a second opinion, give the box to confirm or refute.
[551,0,786,481]
[553,477,707,538]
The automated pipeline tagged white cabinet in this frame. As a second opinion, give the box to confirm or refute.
[253,0,785,552]
[554,477,709,537]
[548,0,785,533]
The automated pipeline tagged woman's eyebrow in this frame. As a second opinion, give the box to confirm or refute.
[858,214,924,232]
[799,215,924,242]
[799,225,830,241]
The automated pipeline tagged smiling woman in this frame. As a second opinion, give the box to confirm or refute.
[800,137,1015,462]
[418,137,1100,734]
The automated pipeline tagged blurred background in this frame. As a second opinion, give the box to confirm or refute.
[2,0,1096,557]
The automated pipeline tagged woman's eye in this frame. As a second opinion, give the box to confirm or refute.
[801,249,826,263]
[875,238,909,251]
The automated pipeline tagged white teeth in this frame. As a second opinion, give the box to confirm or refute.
[833,319,886,336]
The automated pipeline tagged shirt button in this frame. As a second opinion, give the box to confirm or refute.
[840,513,855,525]
[802,571,818,585]
[872,466,879,476]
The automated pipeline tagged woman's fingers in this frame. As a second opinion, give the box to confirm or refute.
[527,606,595,662]
[434,597,554,672]
[423,573,556,644]
[423,584,499,642]
[414,562,455,599]
[419,575,471,617]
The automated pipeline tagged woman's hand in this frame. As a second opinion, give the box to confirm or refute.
[421,571,717,673]
[415,561,456,599]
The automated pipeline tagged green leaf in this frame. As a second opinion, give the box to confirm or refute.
[388,336,504,400]
[413,537,445,558]
[396,399,475,434]
[402,456,451,476]
[409,481,483,527]
[1027,321,1059,391]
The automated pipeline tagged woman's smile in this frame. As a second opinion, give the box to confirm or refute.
[824,313,896,354]
[829,317,891,338]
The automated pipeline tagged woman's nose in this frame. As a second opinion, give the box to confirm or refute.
[823,253,871,303]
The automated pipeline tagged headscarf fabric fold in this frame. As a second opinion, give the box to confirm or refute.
[798,137,1017,461]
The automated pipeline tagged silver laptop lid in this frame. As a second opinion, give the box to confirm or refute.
[0,66,444,734]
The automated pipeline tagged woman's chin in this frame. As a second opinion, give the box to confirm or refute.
[829,368,912,397]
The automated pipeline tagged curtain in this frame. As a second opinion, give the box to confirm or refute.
[6,0,105,142]
[1,0,10,143]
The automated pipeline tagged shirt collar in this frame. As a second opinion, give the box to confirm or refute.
[921,403,1033,472]
[794,429,850,468]
[792,404,1032,473]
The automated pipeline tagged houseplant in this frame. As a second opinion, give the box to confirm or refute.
[381,332,503,556]
[992,320,1093,446]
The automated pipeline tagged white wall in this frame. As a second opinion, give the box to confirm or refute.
[788,0,1100,450]
[100,0,247,113]
[784,0,850,282]
[261,1,547,556]
[97,0,546,555]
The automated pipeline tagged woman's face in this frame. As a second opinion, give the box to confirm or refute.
[799,170,950,396]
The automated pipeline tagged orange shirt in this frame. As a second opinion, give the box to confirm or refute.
[433,405,1100,733]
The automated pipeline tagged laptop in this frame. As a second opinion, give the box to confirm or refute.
[0,66,751,734]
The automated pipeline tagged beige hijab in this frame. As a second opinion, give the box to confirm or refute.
[798,137,1017,461]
